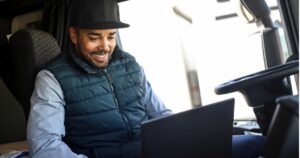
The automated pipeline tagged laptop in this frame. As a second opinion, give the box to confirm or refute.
[140,98,235,158]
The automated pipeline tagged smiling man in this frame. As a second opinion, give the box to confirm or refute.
[27,0,171,158]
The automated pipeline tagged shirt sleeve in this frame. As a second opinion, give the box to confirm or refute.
[141,68,173,119]
[27,70,87,158]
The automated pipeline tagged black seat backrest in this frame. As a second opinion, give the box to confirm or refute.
[8,28,61,119]
[0,76,27,144]
[0,17,14,93]
[263,95,299,158]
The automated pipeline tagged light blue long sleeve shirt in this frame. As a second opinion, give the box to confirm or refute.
[27,70,172,158]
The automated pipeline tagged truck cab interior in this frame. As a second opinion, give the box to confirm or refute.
[0,0,298,157]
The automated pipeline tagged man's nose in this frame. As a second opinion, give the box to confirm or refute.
[99,39,109,51]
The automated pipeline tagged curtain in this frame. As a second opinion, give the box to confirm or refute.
[42,0,75,51]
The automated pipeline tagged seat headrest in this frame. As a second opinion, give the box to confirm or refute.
[8,28,61,119]
[9,29,61,70]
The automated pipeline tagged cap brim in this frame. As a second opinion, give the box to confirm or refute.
[75,21,130,29]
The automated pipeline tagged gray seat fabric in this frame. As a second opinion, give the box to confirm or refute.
[8,28,61,119]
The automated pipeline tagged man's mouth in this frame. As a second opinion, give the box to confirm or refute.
[92,51,106,55]
[91,51,108,62]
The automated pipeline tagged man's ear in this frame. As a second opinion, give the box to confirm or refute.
[69,27,78,44]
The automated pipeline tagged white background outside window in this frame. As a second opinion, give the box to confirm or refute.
[119,0,282,119]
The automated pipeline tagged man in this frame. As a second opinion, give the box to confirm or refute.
[27,0,171,157]
[27,0,265,158]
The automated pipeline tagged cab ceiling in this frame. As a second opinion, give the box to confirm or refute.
[0,0,43,17]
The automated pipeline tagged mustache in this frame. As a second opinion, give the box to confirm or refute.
[91,51,108,55]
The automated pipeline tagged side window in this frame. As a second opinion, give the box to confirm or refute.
[119,0,291,119]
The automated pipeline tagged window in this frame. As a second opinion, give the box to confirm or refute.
[119,0,289,119]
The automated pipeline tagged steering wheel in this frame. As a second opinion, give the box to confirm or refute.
[215,60,299,95]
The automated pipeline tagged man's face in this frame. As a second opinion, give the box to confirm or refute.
[69,27,117,69]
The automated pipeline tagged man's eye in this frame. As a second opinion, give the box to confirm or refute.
[89,36,98,41]
[108,36,115,40]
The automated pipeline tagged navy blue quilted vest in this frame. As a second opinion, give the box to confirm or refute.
[46,45,149,157]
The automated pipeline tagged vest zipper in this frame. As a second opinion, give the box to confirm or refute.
[103,69,119,108]
[103,69,133,141]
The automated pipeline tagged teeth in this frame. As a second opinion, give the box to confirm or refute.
[94,54,106,57]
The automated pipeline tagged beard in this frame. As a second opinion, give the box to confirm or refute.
[75,44,112,69]
[88,50,112,69]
